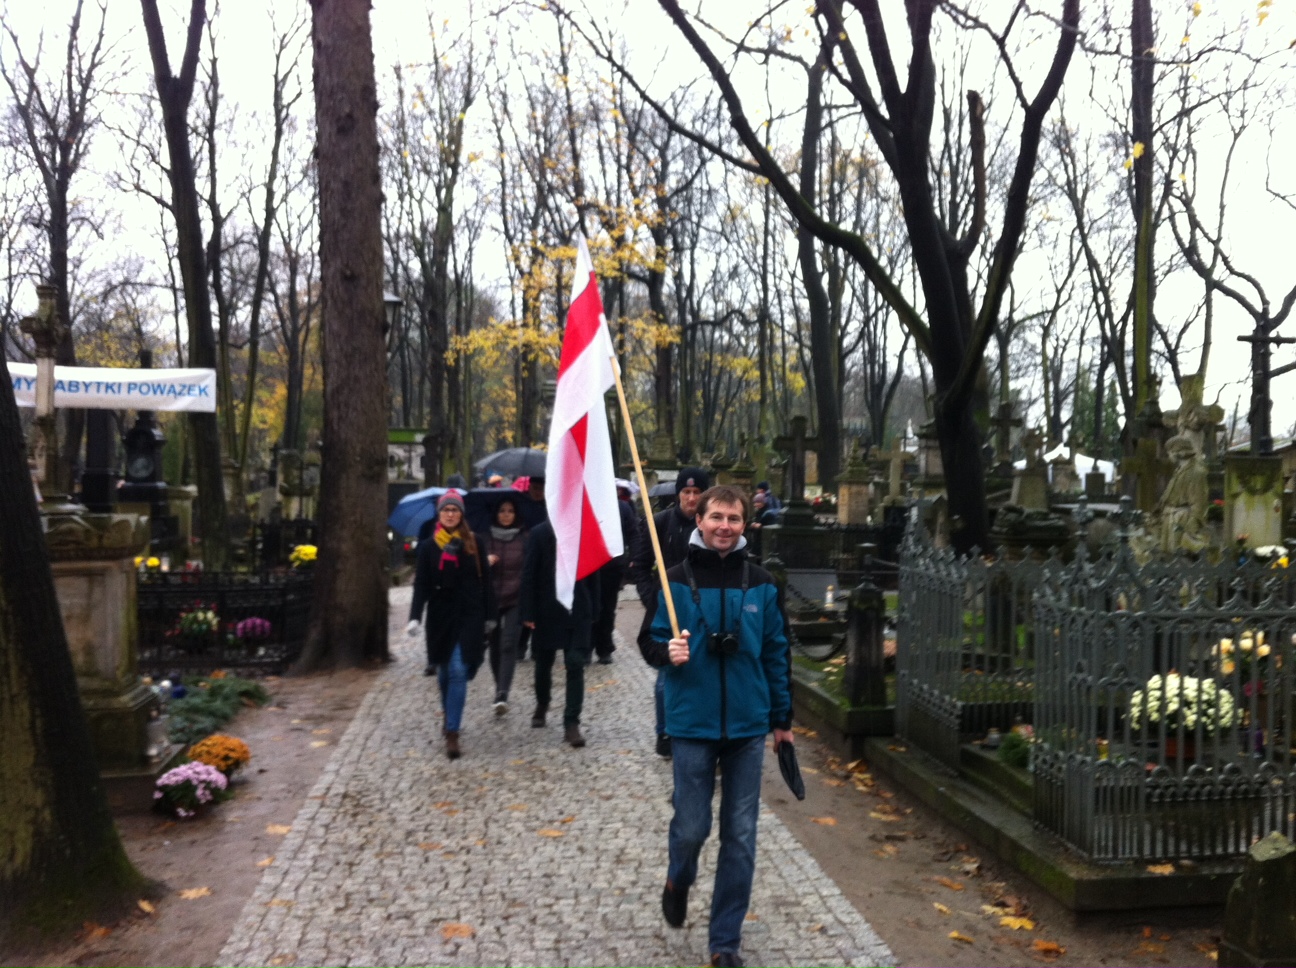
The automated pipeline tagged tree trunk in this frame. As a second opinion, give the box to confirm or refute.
[1130,0,1155,416]
[295,0,389,670]
[140,0,229,570]
[0,367,141,936]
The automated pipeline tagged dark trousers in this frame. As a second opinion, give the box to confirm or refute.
[593,559,625,658]
[533,646,587,725]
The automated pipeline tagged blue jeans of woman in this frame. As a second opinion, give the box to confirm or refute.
[437,643,468,732]
[667,734,765,957]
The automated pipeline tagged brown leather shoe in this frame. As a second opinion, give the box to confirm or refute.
[531,706,547,728]
[564,723,586,748]
[444,730,461,759]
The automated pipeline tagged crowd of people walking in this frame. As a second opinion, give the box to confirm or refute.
[405,465,794,968]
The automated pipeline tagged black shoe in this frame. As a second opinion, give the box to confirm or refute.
[564,723,586,747]
[656,735,672,758]
[531,706,547,728]
[423,664,436,676]
[710,952,743,967]
[596,654,614,665]
[661,880,688,928]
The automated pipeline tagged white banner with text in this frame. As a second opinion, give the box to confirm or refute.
[7,362,217,412]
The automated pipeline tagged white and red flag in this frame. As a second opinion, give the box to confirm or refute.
[545,236,624,610]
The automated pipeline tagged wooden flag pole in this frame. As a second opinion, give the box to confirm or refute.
[609,354,681,640]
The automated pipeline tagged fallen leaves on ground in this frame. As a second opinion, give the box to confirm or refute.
[873,844,899,859]
[949,930,974,943]
[1032,939,1065,958]
[822,777,845,787]
[811,816,837,826]
[266,824,292,835]
[265,899,295,908]
[256,856,275,867]
[933,876,965,891]
[887,743,908,752]
[137,899,155,915]
[309,740,329,748]
[79,922,112,940]
[869,809,902,822]
[1133,940,1166,956]
[932,902,951,915]
[802,766,820,775]
[745,913,760,922]
[433,801,455,809]
[999,916,1035,931]
[311,727,331,735]
[1146,863,1175,875]
[537,828,565,837]
[506,803,528,811]
[178,887,211,900]
[792,725,819,738]
[441,923,475,940]
[417,842,443,851]
[560,815,576,823]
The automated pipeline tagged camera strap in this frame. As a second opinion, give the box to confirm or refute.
[681,555,749,638]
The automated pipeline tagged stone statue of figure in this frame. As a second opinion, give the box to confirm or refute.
[1022,426,1046,468]
[1155,433,1210,554]
[1171,372,1225,459]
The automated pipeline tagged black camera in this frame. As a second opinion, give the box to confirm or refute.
[707,632,740,657]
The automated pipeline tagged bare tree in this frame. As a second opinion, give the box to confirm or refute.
[1,0,113,490]
[140,0,229,569]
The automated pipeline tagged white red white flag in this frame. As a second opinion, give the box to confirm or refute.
[545,236,624,610]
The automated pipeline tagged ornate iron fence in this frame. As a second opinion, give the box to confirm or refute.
[137,570,314,675]
[1034,542,1296,861]
[896,529,1060,770]
[899,504,1296,861]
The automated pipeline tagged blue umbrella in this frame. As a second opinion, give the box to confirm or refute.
[387,486,447,538]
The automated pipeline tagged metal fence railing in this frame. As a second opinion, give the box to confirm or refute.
[137,570,313,676]
[898,500,1296,861]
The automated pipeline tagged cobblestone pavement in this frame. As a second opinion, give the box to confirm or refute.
[218,587,893,968]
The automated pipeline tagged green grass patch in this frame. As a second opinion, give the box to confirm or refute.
[793,654,896,707]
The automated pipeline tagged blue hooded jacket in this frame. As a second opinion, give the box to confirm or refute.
[638,531,792,741]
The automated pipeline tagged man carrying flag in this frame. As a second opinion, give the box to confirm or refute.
[519,237,623,747]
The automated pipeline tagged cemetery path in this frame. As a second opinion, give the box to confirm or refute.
[215,586,894,968]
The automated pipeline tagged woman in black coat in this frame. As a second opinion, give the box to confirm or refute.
[518,520,600,747]
[477,496,528,715]
[408,491,488,759]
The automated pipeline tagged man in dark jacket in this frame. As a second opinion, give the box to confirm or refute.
[591,492,639,663]
[519,519,600,748]
[632,466,709,756]
[638,484,792,968]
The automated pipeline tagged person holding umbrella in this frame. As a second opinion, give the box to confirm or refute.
[637,484,793,968]
[407,491,489,759]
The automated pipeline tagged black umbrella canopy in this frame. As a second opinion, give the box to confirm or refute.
[473,447,547,479]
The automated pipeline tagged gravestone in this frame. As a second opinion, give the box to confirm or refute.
[836,437,873,526]
[911,421,945,499]
[879,439,912,506]
[1010,427,1050,510]
[1050,433,1081,496]
[1219,832,1296,967]
[763,416,835,563]
[1226,455,1284,549]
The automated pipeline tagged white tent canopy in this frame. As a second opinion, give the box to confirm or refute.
[1014,444,1116,482]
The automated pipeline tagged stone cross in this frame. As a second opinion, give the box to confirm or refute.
[19,283,68,497]
[773,415,820,503]
[990,401,1023,472]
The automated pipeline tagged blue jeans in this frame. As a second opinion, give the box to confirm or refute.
[655,668,666,737]
[668,734,765,956]
[437,644,468,732]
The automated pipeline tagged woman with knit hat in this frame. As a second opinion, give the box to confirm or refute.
[407,490,489,759]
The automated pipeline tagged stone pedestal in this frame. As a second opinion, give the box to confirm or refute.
[47,511,181,811]
[1010,466,1049,510]
[1226,455,1284,549]
[1085,470,1107,501]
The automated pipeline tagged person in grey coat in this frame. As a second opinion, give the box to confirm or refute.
[518,519,600,748]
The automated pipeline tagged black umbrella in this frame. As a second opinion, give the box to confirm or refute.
[417,489,544,542]
[776,740,806,800]
[648,481,677,498]
[473,447,547,479]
